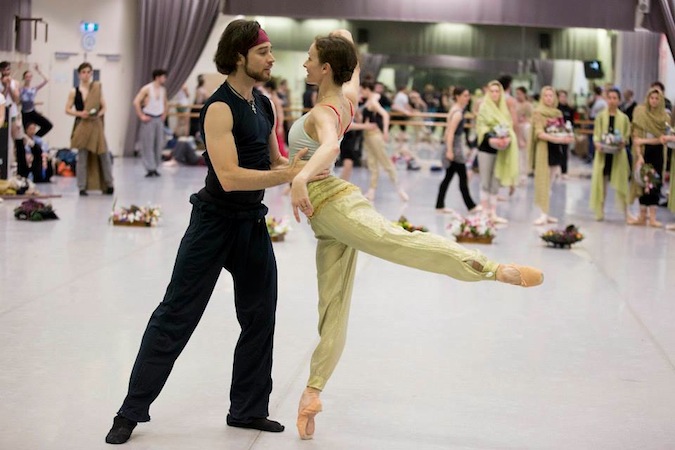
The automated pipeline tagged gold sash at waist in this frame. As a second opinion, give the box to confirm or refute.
[307,176,360,218]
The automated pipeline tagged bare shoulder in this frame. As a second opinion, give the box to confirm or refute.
[304,105,336,136]
[204,101,232,126]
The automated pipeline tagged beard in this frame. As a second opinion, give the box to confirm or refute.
[244,59,271,82]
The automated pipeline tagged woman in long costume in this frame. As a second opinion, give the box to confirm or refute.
[589,88,635,223]
[631,87,669,227]
[529,86,574,226]
[475,81,519,224]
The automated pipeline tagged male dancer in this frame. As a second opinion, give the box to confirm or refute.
[133,68,168,177]
[105,19,326,444]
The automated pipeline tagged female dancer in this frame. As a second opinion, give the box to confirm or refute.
[360,81,408,201]
[20,64,52,137]
[435,86,480,214]
[529,86,575,225]
[263,78,289,157]
[589,88,635,223]
[475,81,519,224]
[189,74,209,137]
[288,29,544,440]
[631,87,669,227]
[515,86,533,182]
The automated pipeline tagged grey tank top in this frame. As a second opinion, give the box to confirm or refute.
[443,110,466,165]
[288,105,350,174]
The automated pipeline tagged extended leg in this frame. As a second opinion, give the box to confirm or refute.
[299,237,357,439]
[311,191,541,285]
[455,162,477,211]
[435,165,456,210]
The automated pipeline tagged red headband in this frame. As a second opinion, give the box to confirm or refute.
[248,28,270,50]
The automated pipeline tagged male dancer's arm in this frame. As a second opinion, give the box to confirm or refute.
[132,86,151,122]
[8,79,19,105]
[161,87,168,123]
[65,89,87,119]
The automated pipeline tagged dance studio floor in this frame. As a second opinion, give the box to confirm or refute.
[1,156,674,450]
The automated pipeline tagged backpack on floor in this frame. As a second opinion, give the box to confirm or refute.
[55,148,77,176]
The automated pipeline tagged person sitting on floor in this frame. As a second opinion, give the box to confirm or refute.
[16,121,52,183]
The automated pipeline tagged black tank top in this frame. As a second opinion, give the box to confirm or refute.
[197,83,274,211]
[362,107,384,132]
[74,87,85,111]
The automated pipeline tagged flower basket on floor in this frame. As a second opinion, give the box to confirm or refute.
[14,199,58,221]
[447,214,496,244]
[395,215,428,233]
[455,235,494,244]
[267,216,291,242]
[110,200,161,227]
[541,224,584,249]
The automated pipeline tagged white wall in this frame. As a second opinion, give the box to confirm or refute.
[0,0,138,156]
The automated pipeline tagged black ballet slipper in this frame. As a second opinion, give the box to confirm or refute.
[226,414,285,432]
[105,414,137,444]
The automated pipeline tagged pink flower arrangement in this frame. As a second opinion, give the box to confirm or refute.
[600,130,623,153]
[110,200,161,226]
[447,214,496,239]
[545,117,573,136]
[639,163,660,194]
[266,216,291,238]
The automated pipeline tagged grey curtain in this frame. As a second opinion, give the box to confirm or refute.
[394,66,414,90]
[0,0,31,53]
[360,53,388,80]
[656,0,675,59]
[123,0,220,156]
[616,31,660,102]
[531,60,555,90]
[640,0,675,60]
[224,0,638,31]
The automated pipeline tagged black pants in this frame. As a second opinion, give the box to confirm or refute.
[435,161,476,210]
[15,140,53,183]
[560,144,569,174]
[16,140,51,182]
[22,110,53,137]
[118,194,278,422]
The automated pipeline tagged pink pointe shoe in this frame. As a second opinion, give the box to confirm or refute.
[297,388,322,440]
[496,264,544,287]
[398,189,409,202]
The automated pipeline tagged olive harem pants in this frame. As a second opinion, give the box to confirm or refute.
[117,194,278,423]
[363,129,398,190]
[305,177,499,390]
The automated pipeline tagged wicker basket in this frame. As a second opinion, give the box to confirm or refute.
[112,220,153,227]
[270,233,286,242]
[600,144,620,154]
[455,235,494,244]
